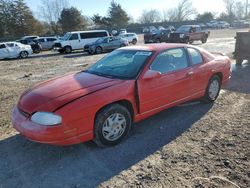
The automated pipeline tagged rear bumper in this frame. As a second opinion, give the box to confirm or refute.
[12,106,93,146]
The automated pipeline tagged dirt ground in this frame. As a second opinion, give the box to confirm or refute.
[0,29,249,188]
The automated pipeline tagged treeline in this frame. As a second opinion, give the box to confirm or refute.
[0,0,249,39]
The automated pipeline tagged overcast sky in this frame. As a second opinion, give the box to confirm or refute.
[25,0,226,20]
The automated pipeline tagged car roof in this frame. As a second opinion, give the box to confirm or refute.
[180,25,200,27]
[37,37,57,39]
[70,30,108,34]
[120,43,192,52]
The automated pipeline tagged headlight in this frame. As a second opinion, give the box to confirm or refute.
[31,112,62,126]
[180,34,185,38]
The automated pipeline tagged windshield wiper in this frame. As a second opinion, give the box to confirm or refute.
[84,70,117,79]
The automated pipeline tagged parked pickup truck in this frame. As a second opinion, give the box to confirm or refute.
[169,25,210,44]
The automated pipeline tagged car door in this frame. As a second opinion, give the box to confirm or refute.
[137,48,194,113]
[110,38,121,49]
[46,38,57,49]
[37,38,46,49]
[0,44,10,59]
[6,43,19,58]
[187,47,208,94]
[195,26,203,40]
[69,33,81,50]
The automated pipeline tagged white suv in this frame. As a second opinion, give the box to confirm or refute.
[0,42,32,60]
[54,30,109,53]
[119,33,138,45]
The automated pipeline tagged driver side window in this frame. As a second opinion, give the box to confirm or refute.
[150,48,188,74]
[69,34,79,40]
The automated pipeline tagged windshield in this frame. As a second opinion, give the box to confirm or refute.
[176,26,191,33]
[86,50,153,79]
[61,32,71,41]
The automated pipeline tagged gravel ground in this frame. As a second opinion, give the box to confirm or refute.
[0,29,249,188]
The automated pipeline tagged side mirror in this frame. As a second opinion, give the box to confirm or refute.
[143,70,162,80]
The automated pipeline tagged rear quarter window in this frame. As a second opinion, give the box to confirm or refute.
[188,48,203,65]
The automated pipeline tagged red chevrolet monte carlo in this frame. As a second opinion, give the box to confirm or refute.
[12,43,231,146]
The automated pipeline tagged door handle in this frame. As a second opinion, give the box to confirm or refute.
[187,72,194,77]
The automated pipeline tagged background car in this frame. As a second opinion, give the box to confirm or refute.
[0,42,32,59]
[84,36,128,54]
[119,33,138,45]
[119,29,127,34]
[35,37,58,50]
[53,30,109,53]
[144,29,172,43]
[18,39,42,53]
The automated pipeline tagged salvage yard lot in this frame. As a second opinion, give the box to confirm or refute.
[0,29,249,188]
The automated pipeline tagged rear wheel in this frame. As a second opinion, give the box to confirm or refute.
[94,104,132,147]
[132,39,137,45]
[95,46,102,54]
[202,75,221,103]
[20,51,28,58]
[184,38,189,44]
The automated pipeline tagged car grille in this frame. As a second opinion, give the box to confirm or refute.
[54,43,62,48]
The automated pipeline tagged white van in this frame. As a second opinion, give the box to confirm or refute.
[54,30,109,53]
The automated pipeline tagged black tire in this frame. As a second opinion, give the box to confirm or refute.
[64,46,72,54]
[201,36,208,44]
[94,104,132,147]
[20,51,28,58]
[95,46,102,54]
[132,39,137,45]
[184,37,189,44]
[33,48,40,54]
[202,75,221,103]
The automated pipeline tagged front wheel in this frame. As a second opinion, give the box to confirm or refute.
[202,75,221,103]
[64,46,72,53]
[20,51,28,58]
[201,36,208,43]
[95,46,102,54]
[94,104,132,147]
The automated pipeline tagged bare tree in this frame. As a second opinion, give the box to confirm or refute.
[163,0,196,22]
[175,0,197,21]
[223,0,236,23]
[139,9,162,24]
[234,1,244,19]
[39,0,69,23]
[38,0,69,33]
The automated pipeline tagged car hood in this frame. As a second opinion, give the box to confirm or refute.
[18,72,123,114]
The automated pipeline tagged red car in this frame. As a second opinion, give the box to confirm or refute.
[12,44,231,146]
